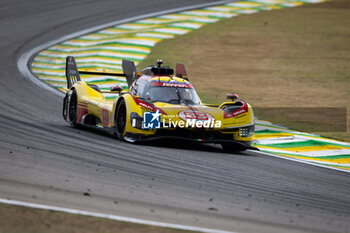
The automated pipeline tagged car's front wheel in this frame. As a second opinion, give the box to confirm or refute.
[115,99,127,140]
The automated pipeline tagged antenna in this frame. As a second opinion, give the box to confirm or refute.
[156,59,163,68]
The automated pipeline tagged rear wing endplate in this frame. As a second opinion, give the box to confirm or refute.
[65,56,81,89]
[122,59,138,87]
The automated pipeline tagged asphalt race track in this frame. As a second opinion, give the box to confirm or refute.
[1,1,350,232]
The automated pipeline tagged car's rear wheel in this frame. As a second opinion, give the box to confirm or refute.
[115,99,127,140]
[69,89,78,127]
[221,141,250,153]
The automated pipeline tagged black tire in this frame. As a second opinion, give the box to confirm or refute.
[115,99,127,140]
[69,89,78,127]
[221,141,251,153]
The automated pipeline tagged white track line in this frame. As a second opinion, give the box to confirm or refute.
[0,198,235,233]
[17,0,234,98]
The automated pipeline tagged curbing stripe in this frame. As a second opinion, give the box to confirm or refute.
[253,123,350,171]
[253,136,309,145]
[256,139,350,149]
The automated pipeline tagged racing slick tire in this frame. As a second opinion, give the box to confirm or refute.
[221,141,251,153]
[68,89,78,127]
[115,99,127,140]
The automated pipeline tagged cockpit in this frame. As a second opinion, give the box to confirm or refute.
[131,77,200,105]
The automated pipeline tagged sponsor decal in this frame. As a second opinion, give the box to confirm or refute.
[77,101,88,123]
[102,108,109,126]
[139,101,155,111]
[178,110,214,121]
[162,118,221,128]
[70,75,78,84]
[224,101,248,119]
[77,101,88,108]
[178,110,221,128]
[142,110,221,129]
[151,81,192,88]
[143,110,161,129]
[131,94,166,115]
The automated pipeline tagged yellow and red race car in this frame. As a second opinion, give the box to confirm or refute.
[63,56,256,152]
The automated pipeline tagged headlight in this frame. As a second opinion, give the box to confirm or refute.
[240,125,254,137]
[130,112,143,129]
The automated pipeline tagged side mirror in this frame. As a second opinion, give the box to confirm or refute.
[111,85,122,94]
[226,93,238,102]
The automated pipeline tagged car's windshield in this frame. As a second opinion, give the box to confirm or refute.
[142,81,200,105]
[131,77,149,97]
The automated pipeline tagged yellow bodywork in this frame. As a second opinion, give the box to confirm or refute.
[67,75,254,143]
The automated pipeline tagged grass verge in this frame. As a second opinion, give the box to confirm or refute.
[138,0,350,141]
[0,202,193,233]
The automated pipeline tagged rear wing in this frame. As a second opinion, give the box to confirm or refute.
[65,56,137,89]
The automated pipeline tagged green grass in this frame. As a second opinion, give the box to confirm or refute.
[0,203,193,233]
[138,0,350,141]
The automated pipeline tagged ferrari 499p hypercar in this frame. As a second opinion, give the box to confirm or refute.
[62,56,256,152]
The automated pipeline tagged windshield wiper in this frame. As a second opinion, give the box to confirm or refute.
[165,75,184,105]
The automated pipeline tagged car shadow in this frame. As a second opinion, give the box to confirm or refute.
[138,139,257,156]
[58,124,257,157]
